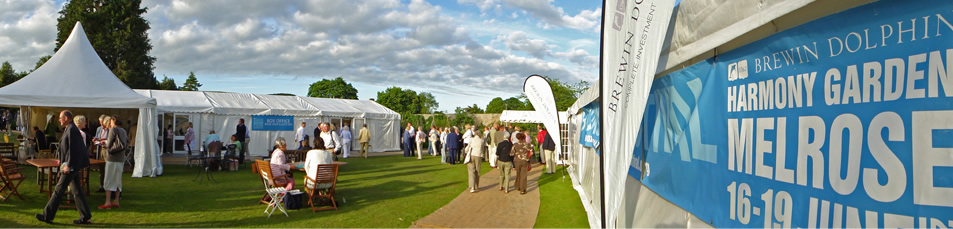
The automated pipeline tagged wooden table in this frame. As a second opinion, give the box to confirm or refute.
[26,159,105,196]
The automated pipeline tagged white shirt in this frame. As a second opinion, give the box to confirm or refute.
[462,129,473,144]
[295,126,306,143]
[320,131,341,153]
[304,149,333,180]
[416,130,426,143]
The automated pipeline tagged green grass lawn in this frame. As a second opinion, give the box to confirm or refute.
[535,165,590,228]
[0,154,586,228]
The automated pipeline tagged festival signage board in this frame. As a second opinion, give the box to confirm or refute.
[251,115,294,131]
[638,0,953,227]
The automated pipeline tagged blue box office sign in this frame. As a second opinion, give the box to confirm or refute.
[251,115,294,131]
[636,0,953,228]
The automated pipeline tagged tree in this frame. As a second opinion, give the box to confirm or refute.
[416,92,439,113]
[504,97,527,110]
[545,76,588,111]
[451,112,475,127]
[181,72,202,91]
[0,62,16,87]
[56,0,157,89]
[376,87,439,114]
[485,97,505,113]
[307,77,358,99]
[158,75,177,90]
[432,112,449,127]
[33,55,51,71]
[463,104,484,114]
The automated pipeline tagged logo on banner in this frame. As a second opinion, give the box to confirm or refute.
[727,60,748,81]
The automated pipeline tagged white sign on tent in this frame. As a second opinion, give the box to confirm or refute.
[600,0,676,228]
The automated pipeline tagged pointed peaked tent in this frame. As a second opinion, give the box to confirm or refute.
[0,22,162,177]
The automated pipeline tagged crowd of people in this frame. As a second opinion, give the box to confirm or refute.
[268,121,351,192]
[401,122,558,194]
[34,110,133,224]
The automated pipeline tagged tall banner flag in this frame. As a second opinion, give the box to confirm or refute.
[600,0,676,227]
[640,0,953,227]
[524,75,562,161]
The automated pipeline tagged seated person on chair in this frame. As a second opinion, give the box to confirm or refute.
[204,130,221,150]
[31,126,49,152]
[229,134,241,153]
[304,137,333,189]
[270,137,295,190]
[297,135,312,151]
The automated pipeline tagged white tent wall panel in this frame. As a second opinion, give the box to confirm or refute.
[185,114,400,157]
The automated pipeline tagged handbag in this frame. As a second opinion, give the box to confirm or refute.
[463,147,472,164]
[108,136,126,154]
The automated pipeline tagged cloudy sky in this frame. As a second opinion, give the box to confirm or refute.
[0,0,601,112]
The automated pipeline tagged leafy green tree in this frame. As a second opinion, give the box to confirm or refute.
[432,112,449,127]
[56,0,157,89]
[307,77,358,99]
[377,87,416,114]
[376,87,439,114]
[0,62,16,87]
[158,75,178,90]
[546,76,588,110]
[33,55,51,71]
[464,104,484,114]
[181,72,202,91]
[416,92,439,113]
[485,97,505,113]
[451,113,475,127]
[504,97,527,110]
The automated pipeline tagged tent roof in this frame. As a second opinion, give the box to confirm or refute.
[657,0,871,75]
[0,22,155,108]
[135,89,399,119]
[135,90,212,113]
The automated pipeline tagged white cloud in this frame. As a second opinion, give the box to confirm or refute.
[554,48,597,66]
[0,0,58,71]
[502,31,552,59]
[1,0,599,110]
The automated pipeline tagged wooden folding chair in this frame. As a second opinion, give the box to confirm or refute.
[255,160,289,217]
[304,163,339,212]
[0,159,26,201]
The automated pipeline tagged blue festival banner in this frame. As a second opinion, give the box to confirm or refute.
[580,102,601,150]
[251,115,294,131]
[637,0,953,228]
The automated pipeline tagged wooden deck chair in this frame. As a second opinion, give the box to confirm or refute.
[0,143,15,162]
[0,159,26,201]
[255,160,289,217]
[304,163,339,212]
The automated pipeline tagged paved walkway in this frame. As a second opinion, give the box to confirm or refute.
[411,163,543,228]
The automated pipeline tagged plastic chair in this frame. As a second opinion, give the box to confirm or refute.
[256,160,289,217]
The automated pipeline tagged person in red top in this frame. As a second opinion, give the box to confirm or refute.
[536,125,547,164]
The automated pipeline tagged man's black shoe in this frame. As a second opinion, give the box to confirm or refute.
[35,214,51,224]
[73,219,91,224]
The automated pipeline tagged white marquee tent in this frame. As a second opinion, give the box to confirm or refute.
[0,22,162,177]
[134,90,400,156]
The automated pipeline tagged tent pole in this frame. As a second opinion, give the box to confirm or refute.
[597,0,608,227]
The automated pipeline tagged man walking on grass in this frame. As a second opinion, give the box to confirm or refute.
[36,110,92,224]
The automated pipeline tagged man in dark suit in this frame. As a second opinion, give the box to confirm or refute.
[445,127,460,165]
[402,126,413,157]
[36,110,92,224]
[235,118,248,164]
